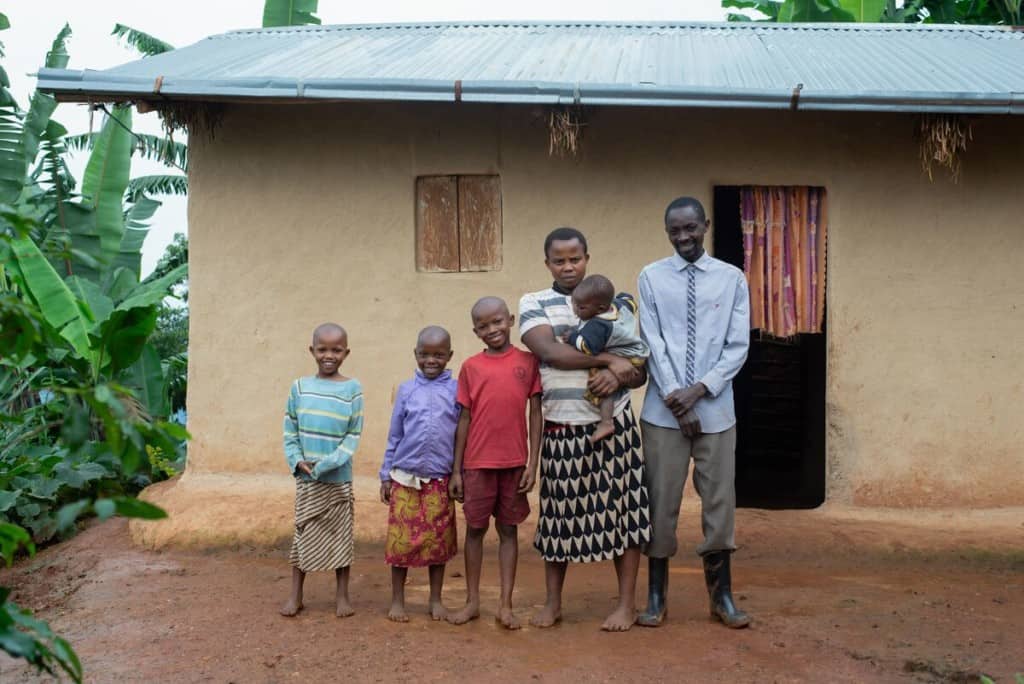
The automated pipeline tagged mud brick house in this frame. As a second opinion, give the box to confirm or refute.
[38,21,1024,546]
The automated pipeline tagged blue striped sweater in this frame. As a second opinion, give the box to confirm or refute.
[283,376,364,483]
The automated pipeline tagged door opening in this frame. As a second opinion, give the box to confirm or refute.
[713,186,826,509]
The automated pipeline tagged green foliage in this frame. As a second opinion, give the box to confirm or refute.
[66,132,188,172]
[110,24,174,57]
[723,0,1020,22]
[262,0,321,27]
[0,16,189,682]
[0,587,82,682]
[126,173,187,199]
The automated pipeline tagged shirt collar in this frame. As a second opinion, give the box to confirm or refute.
[414,369,452,384]
[671,250,711,272]
[551,280,573,296]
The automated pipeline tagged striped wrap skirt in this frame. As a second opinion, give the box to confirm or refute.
[288,480,354,572]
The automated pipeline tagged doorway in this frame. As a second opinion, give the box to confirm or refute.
[712,186,826,509]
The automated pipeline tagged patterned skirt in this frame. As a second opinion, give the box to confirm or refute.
[288,480,354,572]
[534,405,651,563]
[385,478,458,567]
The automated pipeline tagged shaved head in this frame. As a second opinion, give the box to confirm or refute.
[573,274,615,306]
[312,322,347,345]
[470,296,510,322]
[417,325,451,349]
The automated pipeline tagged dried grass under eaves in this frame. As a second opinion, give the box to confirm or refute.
[156,102,225,142]
[918,114,972,183]
[548,106,587,158]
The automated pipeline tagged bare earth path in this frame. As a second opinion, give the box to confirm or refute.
[1,506,1021,683]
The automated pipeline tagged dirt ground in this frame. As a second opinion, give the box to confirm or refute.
[1,505,1021,683]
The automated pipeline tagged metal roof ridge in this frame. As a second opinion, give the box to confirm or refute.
[215,19,1017,38]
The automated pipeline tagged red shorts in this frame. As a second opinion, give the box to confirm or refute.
[461,467,530,529]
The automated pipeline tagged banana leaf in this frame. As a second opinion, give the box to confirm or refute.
[110,24,173,57]
[124,342,168,418]
[64,275,113,329]
[115,193,161,277]
[8,237,96,368]
[21,25,70,168]
[95,306,158,374]
[0,101,23,205]
[116,263,186,312]
[838,0,886,20]
[262,0,320,27]
[66,133,187,172]
[80,106,132,269]
[126,174,187,199]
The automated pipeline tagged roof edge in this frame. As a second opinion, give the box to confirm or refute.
[37,68,1024,114]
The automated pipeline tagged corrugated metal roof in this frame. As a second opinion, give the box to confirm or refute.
[36,21,1024,113]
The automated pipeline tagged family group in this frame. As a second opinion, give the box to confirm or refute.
[279,196,752,633]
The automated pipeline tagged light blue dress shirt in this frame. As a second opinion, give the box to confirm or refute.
[638,251,751,434]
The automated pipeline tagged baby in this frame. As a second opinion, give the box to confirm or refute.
[564,274,649,442]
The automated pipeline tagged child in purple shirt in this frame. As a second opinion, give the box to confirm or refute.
[379,326,460,622]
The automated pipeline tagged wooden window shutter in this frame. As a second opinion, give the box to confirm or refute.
[457,176,502,272]
[415,176,459,272]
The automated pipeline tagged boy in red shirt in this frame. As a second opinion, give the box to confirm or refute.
[448,296,542,630]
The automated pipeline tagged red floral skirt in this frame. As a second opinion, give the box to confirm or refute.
[385,477,457,567]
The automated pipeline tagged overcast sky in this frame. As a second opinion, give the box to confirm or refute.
[7,1,729,275]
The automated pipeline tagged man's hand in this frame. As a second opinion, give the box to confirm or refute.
[379,480,391,503]
[665,383,708,418]
[448,472,464,503]
[517,467,536,494]
[296,461,314,477]
[677,410,702,438]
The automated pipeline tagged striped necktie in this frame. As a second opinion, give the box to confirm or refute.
[685,265,696,386]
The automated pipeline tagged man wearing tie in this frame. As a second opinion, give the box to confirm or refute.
[636,196,752,629]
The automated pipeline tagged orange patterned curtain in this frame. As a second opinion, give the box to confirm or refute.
[741,187,827,337]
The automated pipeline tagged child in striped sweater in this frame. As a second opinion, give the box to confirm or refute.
[280,323,364,618]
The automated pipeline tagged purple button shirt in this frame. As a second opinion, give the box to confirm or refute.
[379,369,459,481]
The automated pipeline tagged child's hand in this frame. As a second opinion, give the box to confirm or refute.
[448,473,464,503]
[379,481,391,503]
[296,461,314,477]
[557,333,570,344]
[517,468,536,495]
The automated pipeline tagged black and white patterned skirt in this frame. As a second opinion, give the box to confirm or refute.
[533,405,651,563]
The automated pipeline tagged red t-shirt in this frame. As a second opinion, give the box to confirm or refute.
[456,346,542,469]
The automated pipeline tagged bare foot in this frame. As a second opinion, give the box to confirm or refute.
[429,600,448,621]
[589,420,615,444]
[335,597,355,618]
[600,604,636,632]
[496,606,521,630]
[529,604,561,628]
[446,602,480,625]
[279,599,303,617]
[387,601,409,623]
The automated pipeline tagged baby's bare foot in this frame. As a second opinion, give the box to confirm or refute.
[429,600,448,621]
[446,602,479,625]
[496,606,521,630]
[589,420,615,444]
[529,604,561,628]
[600,604,636,632]
[336,596,355,618]
[279,599,303,617]
[387,601,409,623]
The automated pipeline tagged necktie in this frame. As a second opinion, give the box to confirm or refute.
[685,266,696,386]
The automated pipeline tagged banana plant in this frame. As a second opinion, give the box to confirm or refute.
[262,0,321,27]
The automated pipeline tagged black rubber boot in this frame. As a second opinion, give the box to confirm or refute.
[703,551,751,629]
[636,557,668,627]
